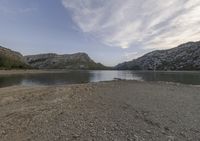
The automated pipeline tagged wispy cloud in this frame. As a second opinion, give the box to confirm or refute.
[0,0,36,15]
[62,0,200,49]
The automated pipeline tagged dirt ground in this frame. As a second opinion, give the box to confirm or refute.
[0,81,200,141]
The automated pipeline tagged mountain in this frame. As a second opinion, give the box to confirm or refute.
[0,46,29,69]
[0,45,107,70]
[116,41,200,70]
[24,53,107,70]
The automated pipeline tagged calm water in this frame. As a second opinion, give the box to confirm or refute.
[0,70,200,88]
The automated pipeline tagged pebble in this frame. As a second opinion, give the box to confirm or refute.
[146,130,151,134]
[164,126,170,131]
[161,130,166,134]
[1,130,6,135]
[167,135,175,141]
[72,134,80,138]
[180,131,186,137]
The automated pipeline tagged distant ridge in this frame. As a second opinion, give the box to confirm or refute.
[24,52,107,70]
[115,41,200,70]
[1,41,200,70]
[0,45,107,70]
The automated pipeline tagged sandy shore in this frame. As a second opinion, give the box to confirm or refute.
[0,81,200,141]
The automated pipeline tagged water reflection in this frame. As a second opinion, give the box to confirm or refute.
[0,75,24,88]
[20,71,91,86]
[0,70,200,88]
[89,71,142,82]
[131,71,200,85]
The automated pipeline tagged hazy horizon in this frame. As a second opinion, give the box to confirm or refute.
[0,0,200,66]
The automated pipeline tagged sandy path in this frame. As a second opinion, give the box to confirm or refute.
[0,81,200,141]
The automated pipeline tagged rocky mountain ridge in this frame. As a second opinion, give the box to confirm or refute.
[0,46,106,70]
[1,41,200,70]
[24,53,106,70]
[116,41,200,70]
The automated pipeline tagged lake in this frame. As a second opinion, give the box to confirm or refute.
[0,70,200,88]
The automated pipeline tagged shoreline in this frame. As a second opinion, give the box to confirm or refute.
[0,69,70,75]
[0,81,200,140]
[0,69,200,75]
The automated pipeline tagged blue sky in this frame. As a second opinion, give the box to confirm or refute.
[0,0,200,66]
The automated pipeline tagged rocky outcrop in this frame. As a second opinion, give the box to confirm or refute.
[116,41,200,70]
[24,53,106,70]
[0,46,29,69]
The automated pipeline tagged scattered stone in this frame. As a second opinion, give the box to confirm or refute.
[72,134,80,139]
[1,130,6,135]
[164,126,170,131]
[167,135,175,141]
[146,130,151,134]
[180,131,186,137]
[0,81,200,140]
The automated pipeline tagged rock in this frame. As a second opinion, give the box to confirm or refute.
[167,135,175,141]
[146,130,151,134]
[164,126,170,131]
[72,134,80,138]
[1,130,6,135]
[116,41,200,71]
[180,131,186,137]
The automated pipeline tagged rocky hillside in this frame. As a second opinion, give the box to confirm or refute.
[24,53,106,70]
[116,41,200,70]
[0,46,29,69]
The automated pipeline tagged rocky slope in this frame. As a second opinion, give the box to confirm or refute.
[0,46,29,69]
[116,41,200,70]
[24,53,106,70]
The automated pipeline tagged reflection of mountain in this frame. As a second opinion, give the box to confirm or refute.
[0,75,24,88]
[21,71,91,85]
[130,71,200,85]
[1,71,200,87]
[0,71,92,87]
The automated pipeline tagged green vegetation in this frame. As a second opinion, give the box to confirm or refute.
[0,55,29,69]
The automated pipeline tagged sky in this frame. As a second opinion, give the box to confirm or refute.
[0,0,200,66]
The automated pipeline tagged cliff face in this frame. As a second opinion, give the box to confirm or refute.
[24,53,106,70]
[116,41,200,70]
[0,46,29,69]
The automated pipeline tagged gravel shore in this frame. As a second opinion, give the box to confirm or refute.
[0,81,200,141]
